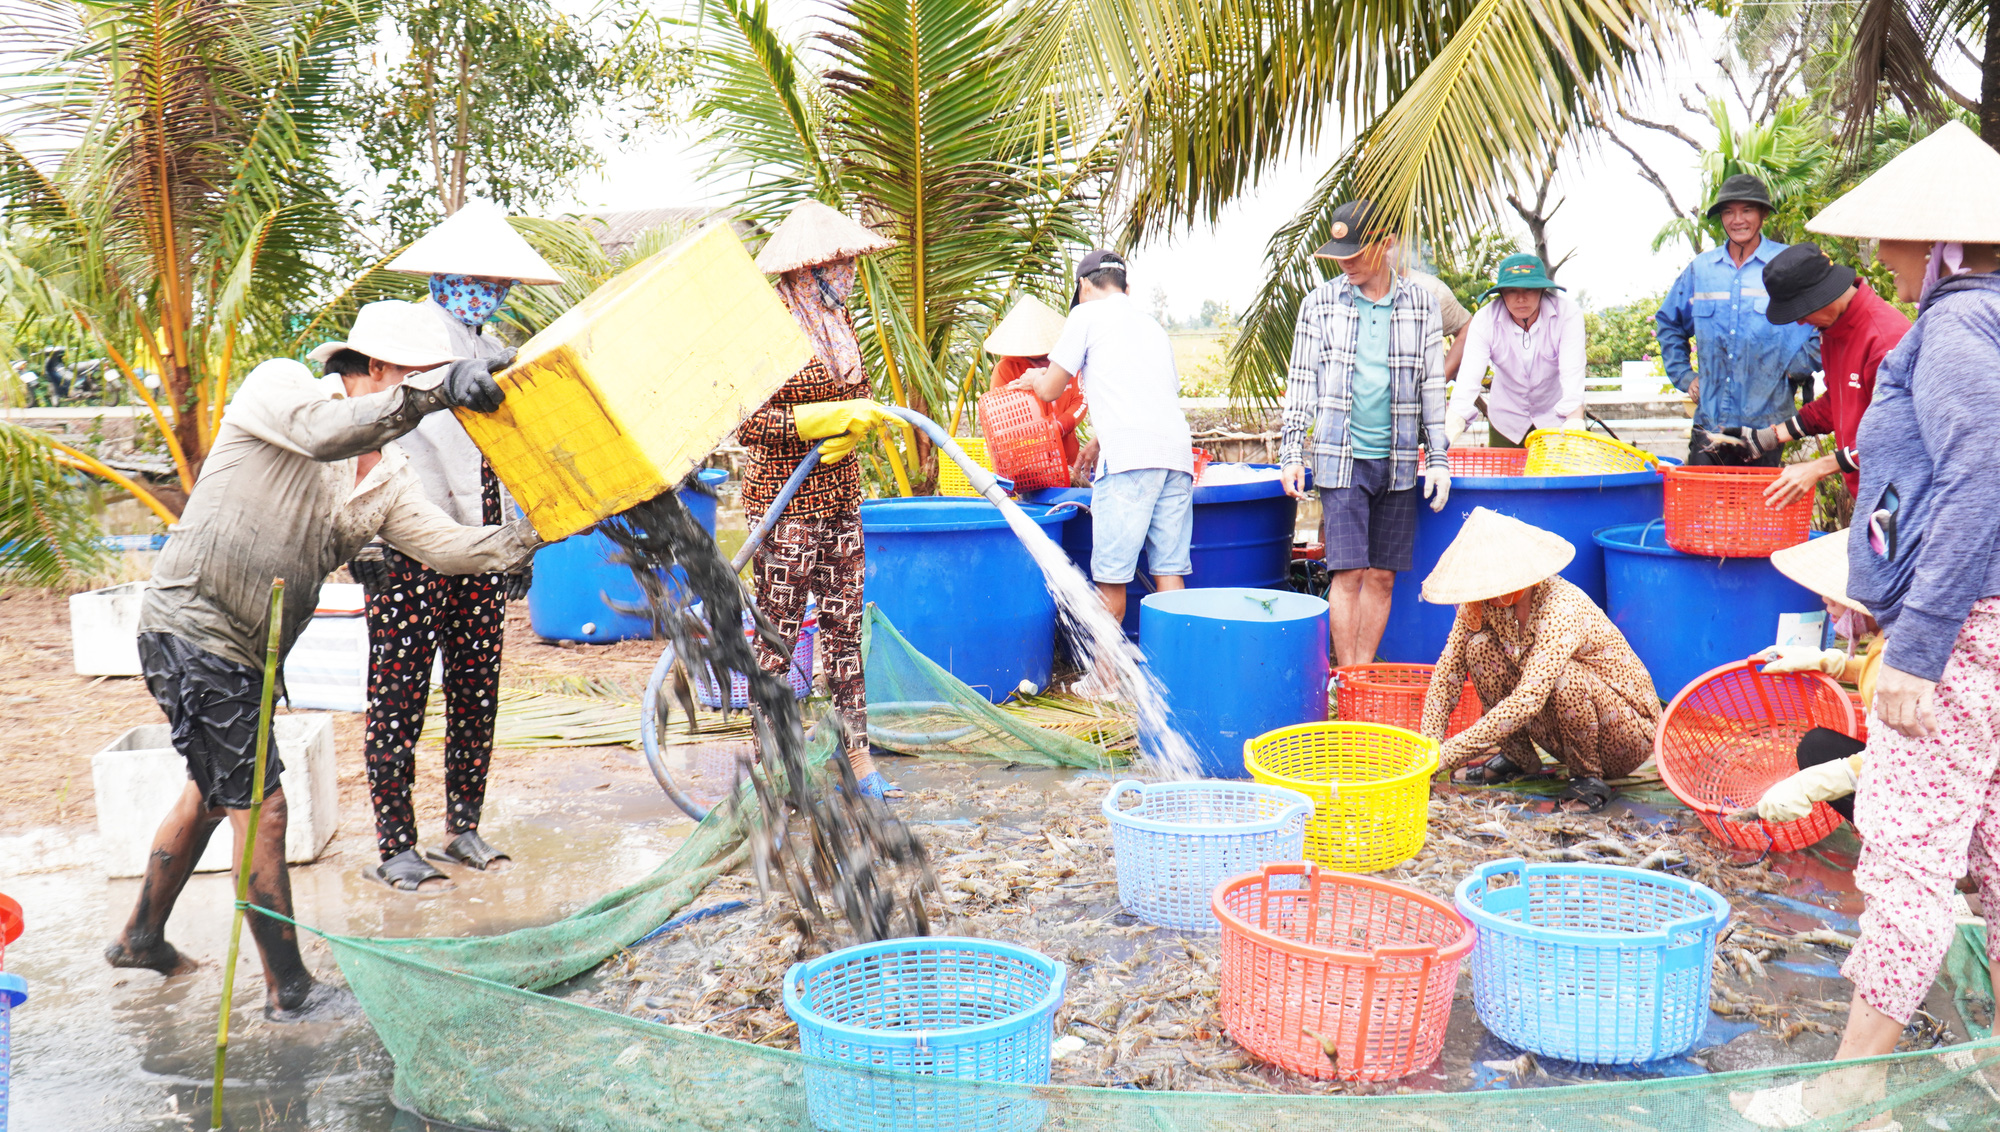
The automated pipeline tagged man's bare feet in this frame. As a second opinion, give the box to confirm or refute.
[264,979,357,1023]
[104,936,198,976]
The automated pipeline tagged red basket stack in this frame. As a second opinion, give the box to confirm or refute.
[1334,664,1480,739]
[1662,465,1811,557]
[1655,659,1858,853]
[977,390,1070,491]
[1446,446,1529,477]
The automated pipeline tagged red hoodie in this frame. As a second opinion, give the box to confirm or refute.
[1794,284,1909,495]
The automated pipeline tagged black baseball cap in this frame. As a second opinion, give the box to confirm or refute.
[1706,173,1774,218]
[1073,248,1127,307]
[1763,243,1858,324]
[1312,200,1391,259]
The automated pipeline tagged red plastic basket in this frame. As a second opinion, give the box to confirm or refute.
[1446,446,1528,477]
[1214,862,1471,1081]
[1655,659,1857,853]
[977,390,1070,491]
[1662,465,1812,557]
[1334,664,1480,739]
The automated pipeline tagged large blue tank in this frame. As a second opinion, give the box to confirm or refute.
[1378,467,1667,663]
[1596,522,1825,703]
[1139,587,1330,778]
[1024,465,1299,638]
[526,468,728,643]
[860,497,1074,703]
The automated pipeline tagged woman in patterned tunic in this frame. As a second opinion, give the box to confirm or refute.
[1416,507,1660,813]
[740,201,901,798]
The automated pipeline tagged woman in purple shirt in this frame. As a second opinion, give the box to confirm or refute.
[1443,254,1586,448]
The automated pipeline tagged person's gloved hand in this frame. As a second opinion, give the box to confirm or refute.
[1423,465,1451,512]
[793,398,900,464]
[347,543,390,596]
[440,356,508,413]
[1445,417,1469,446]
[1756,754,1862,822]
[505,559,533,601]
[1758,645,1847,676]
[1720,424,1782,459]
[1874,664,1940,738]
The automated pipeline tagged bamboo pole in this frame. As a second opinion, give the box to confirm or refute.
[209,578,284,1132]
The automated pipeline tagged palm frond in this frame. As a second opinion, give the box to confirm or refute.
[0,419,109,587]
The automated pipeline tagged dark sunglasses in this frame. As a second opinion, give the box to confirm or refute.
[1868,484,1900,561]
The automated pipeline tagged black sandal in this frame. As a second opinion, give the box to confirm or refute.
[373,849,452,893]
[1556,776,1613,814]
[429,831,512,871]
[1452,754,1533,786]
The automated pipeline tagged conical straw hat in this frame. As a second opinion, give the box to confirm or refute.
[754,200,895,274]
[1769,529,1864,613]
[982,296,1067,357]
[385,199,564,284]
[1807,121,2000,244]
[1421,507,1576,604]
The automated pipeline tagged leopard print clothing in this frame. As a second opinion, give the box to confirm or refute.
[1420,576,1659,779]
[753,502,866,753]
[739,359,863,522]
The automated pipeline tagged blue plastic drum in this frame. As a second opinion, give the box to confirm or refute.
[526,468,728,643]
[1595,521,1825,703]
[860,497,1073,703]
[1139,587,1330,778]
[1378,466,1667,663]
[1025,465,1299,638]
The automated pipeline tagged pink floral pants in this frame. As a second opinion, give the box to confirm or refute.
[1844,598,2000,1023]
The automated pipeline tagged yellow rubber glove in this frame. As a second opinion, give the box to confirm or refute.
[793,399,900,465]
[1758,645,1846,676]
[1756,754,1862,822]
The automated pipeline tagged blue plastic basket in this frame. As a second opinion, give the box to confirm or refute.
[693,608,815,709]
[1,973,24,1132]
[783,937,1066,1132]
[1455,859,1729,1064]
[1100,779,1313,931]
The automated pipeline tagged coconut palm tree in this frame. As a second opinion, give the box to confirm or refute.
[0,0,366,518]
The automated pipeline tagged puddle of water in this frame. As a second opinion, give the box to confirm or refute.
[3,762,693,1131]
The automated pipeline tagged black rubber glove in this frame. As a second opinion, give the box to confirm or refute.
[1720,424,1781,459]
[440,356,508,413]
[348,543,390,596]
[505,560,533,601]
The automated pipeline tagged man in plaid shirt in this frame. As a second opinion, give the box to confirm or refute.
[1280,200,1451,666]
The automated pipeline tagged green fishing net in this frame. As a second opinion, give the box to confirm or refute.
[862,604,1130,769]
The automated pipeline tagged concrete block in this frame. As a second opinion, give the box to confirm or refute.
[68,582,146,676]
[91,715,340,878]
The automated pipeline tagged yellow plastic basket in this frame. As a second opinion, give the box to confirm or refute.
[1244,722,1438,873]
[937,437,994,497]
[1521,429,1660,476]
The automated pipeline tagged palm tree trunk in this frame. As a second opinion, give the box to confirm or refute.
[1984,0,2000,148]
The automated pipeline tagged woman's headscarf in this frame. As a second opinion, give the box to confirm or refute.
[1920,241,1967,305]
[773,259,865,386]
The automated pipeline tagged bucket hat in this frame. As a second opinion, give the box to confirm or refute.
[1762,243,1858,325]
[1807,120,2000,244]
[983,296,1067,357]
[308,300,461,368]
[1312,200,1389,259]
[1478,253,1565,301]
[1769,529,1864,614]
[1420,507,1576,605]
[754,200,895,274]
[385,200,564,285]
[1705,173,1774,218]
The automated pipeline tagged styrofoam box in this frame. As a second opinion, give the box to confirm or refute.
[91,716,339,878]
[284,614,368,712]
[69,581,146,676]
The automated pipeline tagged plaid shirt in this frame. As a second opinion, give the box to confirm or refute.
[1279,274,1448,491]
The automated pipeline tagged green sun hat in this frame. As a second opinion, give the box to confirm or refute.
[1478,253,1565,301]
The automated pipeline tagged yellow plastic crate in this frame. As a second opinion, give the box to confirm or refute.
[457,222,813,541]
[1521,428,1660,476]
[1244,722,1438,873]
[936,437,994,496]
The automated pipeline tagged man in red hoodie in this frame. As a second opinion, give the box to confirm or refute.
[1721,243,1910,507]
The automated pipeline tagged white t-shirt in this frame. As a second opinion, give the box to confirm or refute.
[1047,292,1193,475]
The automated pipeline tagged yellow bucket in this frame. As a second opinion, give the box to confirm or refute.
[937,438,994,497]
[1245,722,1438,873]
[457,222,813,541]
[1521,428,1660,476]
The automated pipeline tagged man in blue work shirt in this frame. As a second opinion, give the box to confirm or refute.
[1655,174,1821,466]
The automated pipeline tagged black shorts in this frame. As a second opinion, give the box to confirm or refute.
[1319,458,1418,572]
[1795,726,1864,823]
[138,632,282,811]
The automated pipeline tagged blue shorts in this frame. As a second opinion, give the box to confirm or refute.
[1091,468,1194,584]
[1319,458,1417,572]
